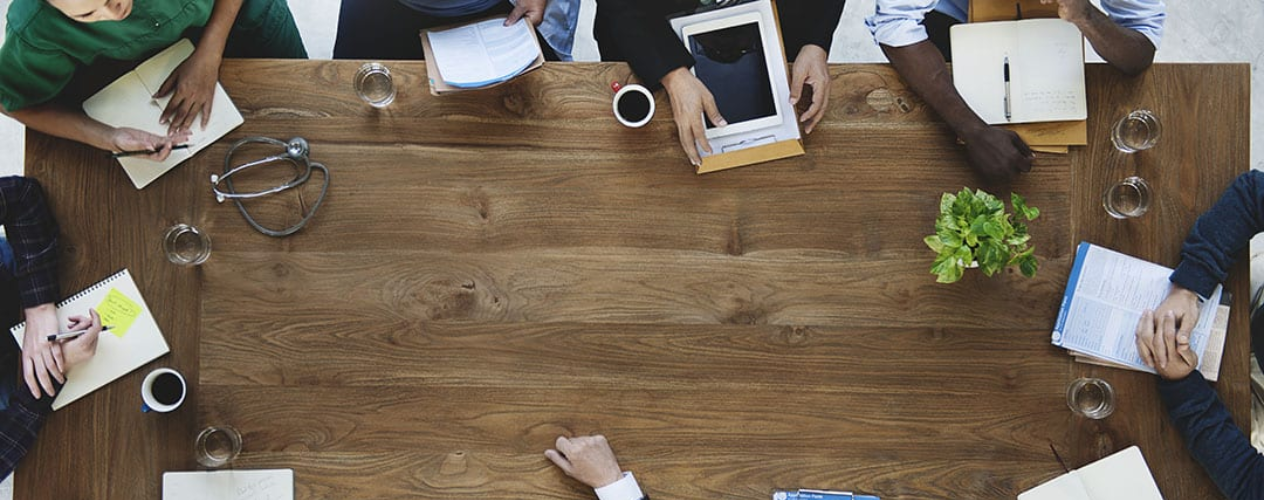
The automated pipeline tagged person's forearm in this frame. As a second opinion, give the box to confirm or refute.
[1170,171,1264,297]
[881,41,987,138]
[3,103,114,151]
[1067,6,1154,75]
[197,0,246,61]
[1159,372,1264,500]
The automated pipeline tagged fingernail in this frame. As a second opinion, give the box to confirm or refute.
[790,98,798,105]
[717,119,727,126]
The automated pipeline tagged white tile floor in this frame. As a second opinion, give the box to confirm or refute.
[0,0,1262,484]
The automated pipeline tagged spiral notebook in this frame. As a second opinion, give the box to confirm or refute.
[9,269,169,411]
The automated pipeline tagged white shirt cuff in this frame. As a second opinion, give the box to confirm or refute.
[594,472,644,500]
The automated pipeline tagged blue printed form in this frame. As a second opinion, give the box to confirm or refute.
[1052,242,1223,374]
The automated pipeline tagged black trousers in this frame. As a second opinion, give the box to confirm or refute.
[924,10,960,62]
[333,0,557,61]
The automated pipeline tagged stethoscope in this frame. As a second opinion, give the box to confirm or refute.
[211,137,330,237]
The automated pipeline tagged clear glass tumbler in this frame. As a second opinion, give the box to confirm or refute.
[163,224,211,266]
[1067,377,1116,419]
[195,425,243,468]
[1111,110,1162,153]
[1102,176,1152,219]
[355,62,396,108]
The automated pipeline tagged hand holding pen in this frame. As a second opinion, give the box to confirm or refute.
[106,127,192,162]
[53,310,103,377]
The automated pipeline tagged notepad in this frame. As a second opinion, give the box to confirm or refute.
[423,18,543,89]
[163,469,293,500]
[1019,446,1163,500]
[83,38,244,189]
[1052,242,1226,381]
[950,18,1087,124]
[9,269,169,410]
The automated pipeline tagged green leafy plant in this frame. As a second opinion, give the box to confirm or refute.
[924,188,1040,284]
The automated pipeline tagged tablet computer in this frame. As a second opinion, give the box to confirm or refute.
[681,12,784,139]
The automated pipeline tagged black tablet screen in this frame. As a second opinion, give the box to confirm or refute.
[688,22,776,129]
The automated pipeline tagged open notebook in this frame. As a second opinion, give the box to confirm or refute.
[950,18,1086,124]
[83,38,244,189]
[1020,446,1163,500]
[163,470,293,500]
[9,269,169,411]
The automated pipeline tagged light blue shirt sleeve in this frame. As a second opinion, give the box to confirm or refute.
[1100,0,1166,49]
[531,0,580,61]
[866,0,941,47]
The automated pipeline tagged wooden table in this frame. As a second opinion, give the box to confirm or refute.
[20,61,1249,499]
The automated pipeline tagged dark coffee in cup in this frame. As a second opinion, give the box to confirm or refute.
[616,91,652,123]
[612,83,655,128]
[152,372,184,405]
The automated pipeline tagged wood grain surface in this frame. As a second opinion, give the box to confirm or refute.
[21,61,1249,500]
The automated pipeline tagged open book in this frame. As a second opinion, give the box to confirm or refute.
[950,18,1086,124]
[83,38,244,189]
[163,469,293,500]
[9,269,169,410]
[1052,242,1226,381]
[420,18,544,94]
[1019,446,1163,500]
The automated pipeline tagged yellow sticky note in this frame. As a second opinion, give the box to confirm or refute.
[97,288,142,338]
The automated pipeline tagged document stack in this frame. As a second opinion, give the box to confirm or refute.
[1051,242,1230,381]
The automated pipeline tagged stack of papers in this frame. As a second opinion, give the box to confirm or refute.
[420,17,544,94]
[1052,242,1229,381]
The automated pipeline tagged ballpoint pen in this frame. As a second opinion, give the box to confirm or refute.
[1003,56,1012,122]
[110,144,190,158]
[46,325,115,342]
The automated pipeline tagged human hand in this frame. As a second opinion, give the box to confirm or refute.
[155,48,222,134]
[506,0,548,26]
[790,44,830,134]
[962,126,1033,182]
[1040,0,1095,25]
[107,127,192,162]
[21,304,65,399]
[544,435,624,489]
[1136,285,1201,369]
[61,309,102,370]
[661,67,726,166]
[1136,309,1198,380]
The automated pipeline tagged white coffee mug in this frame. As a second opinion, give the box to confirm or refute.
[611,82,655,128]
[141,367,187,413]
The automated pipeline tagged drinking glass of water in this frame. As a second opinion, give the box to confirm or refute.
[355,62,396,108]
[1111,110,1161,153]
[1103,176,1152,219]
[163,224,211,266]
[1067,377,1116,419]
[195,425,243,468]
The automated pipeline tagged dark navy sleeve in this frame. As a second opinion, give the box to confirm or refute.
[1169,171,1264,298]
[776,0,845,60]
[1158,371,1264,500]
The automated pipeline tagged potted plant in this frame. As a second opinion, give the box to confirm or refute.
[924,187,1040,283]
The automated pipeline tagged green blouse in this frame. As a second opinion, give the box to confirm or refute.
[0,0,213,111]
